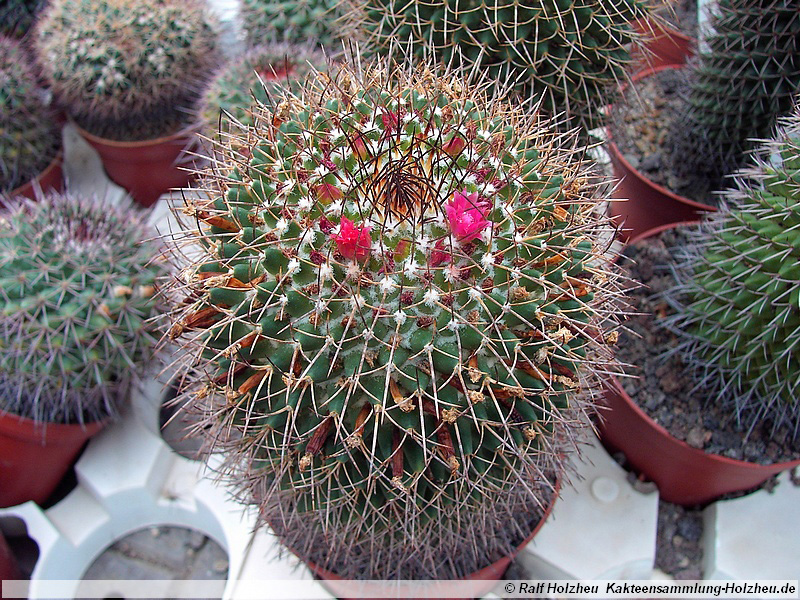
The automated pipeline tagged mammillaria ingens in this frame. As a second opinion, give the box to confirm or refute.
[166,58,625,579]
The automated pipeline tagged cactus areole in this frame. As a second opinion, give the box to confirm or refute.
[169,61,620,579]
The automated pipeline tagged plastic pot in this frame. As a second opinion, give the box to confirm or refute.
[598,222,800,506]
[5,153,64,202]
[0,530,21,582]
[607,65,716,243]
[74,124,199,208]
[288,479,560,600]
[0,411,105,508]
[631,17,694,73]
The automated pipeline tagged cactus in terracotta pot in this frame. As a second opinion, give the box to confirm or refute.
[166,57,624,579]
[667,102,800,436]
[0,35,61,194]
[200,43,327,134]
[0,193,167,424]
[666,0,800,197]
[33,0,219,141]
[240,0,344,49]
[342,0,660,134]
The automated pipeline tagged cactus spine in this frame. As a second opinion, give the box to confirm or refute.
[33,0,219,141]
[167,58,623,579]
[0,36,61,193]
[0,0,46,38]
[667,102,800,437]
[0,194,167,424]
[343,0,659,134]
[667,0,800,198]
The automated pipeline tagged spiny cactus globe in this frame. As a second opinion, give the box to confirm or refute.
[667,103,800,438]
[240,0,344,50]
[0,193,167,424]
[200,43,327,134]
[167,59,622,579]
[0,0,46,38]
[0,36,61,194]
[343,0,659,133]
[667,0,800,200]
[34,0,219,141]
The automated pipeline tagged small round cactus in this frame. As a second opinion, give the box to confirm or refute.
[200,43,327,134]
[667,102,800,437]
[0,0,46,38]
[240,0,344,50]
[167,58,623,578]
[0,193,167,424]
[33,0,219,141]
[343,0,659,133]
[0,36,61,194]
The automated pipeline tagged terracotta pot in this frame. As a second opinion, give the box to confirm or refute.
[598,222,800,506]
[0,530,21,582]
[0,411,105,508]
[607,65,716,243]
[74,124,199,208]
[631,17,694,73]
[6,153,64,202]
[290,479,560,600]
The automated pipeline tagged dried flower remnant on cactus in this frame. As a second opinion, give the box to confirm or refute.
[166,59,624,580]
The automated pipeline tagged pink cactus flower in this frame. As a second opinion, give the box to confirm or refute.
[445,189,491,243]
[332,217,372,262]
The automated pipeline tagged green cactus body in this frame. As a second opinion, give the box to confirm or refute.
[0,0,46,38]
[668,104,800,436]
[200,43,327,134]
[34,0,219,141]
[0,194,167,424]
[344,0,656,133]
[240,0,344,49]
[169,60,621,578]
[0,36,61,193]
[667,0,800,195]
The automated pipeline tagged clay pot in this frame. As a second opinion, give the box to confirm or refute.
[0,411,105,508]
[6,153,64,202]
[74,124,199,208]
[287,479,560,600]
[607,65,716,243]
[598,222,800,506]
[631,17,694,73]
[0,530,21,582]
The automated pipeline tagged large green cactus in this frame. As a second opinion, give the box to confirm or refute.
[343,0,659,134]
[667,103,800,436]
[240,0,344,50]
[33,0,219,141]
[167,59,622,579]
[667,0,800,199]
[0,193,167,424]
[0,36,61,193]
[199,43,327,134]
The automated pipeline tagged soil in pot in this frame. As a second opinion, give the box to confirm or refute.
[609,67,721,207]
[616,225,800,465]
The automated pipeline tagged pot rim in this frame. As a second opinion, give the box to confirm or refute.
[71,120,197,148]
[607,64,718,213]
[7,150,63,199]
